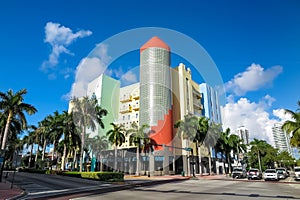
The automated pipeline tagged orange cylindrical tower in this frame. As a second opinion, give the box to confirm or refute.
[139,36,173,150]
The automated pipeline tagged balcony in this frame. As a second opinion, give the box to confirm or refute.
[120,94,132,103]
[120,105,133,114]
[132,92,140,100]
[193,102,203,110]
[192,88,202,99]
[132,104,139,111]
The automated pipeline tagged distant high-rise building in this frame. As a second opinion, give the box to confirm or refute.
[236,126,250,145]
[199,83,222,125]
[272,123,293,156]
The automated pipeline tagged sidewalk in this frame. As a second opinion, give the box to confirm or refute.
[0,180,24,200]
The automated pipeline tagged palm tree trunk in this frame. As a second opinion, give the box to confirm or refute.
[114,146,117,172]
[29,145,33,168]
[227,153,232,174]
[136,146,140,175]
[258,150,262,172]
[61,144,67,170]
[100,153,103,172]
[1,112,12,150]
[35,145,39,168]
[52,140,56,160]
[42,139,47,161]
[73,149,77,170]
[80,131,85,172]
[197,143,202,175]
[208,147,212,175]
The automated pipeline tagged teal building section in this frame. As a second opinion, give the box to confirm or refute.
[99,75,120,139]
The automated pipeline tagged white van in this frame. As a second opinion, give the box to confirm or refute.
[294,166,300,181]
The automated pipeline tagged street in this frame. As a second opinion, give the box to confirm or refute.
[74,179,300,200]
[4,172,116,199]
[4,172,300,200]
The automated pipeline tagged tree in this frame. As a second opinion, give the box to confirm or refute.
[71,96,107,172]
[276,151,295,169]
[0,112,23,150]
[196,116,209,174]
[48,111,63,161]
[282,101,300,147]
[0,89,37,150]
[23,126,37,168]
[204,122,221,175]
[174,114,199,176]
[217,128,233,174]
[126,122,151,175]
[88,135,108,171]
[248,139,277,171]
[106,123,125,172]
[35,116,52,161]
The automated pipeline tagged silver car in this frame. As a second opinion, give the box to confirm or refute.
[276,168,287,179]
[264,169,278,181]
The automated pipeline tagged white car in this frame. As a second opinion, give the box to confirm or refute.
[264,169,278,181]
[294,166,300,181]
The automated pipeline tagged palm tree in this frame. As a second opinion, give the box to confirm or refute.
[196,116,209,175]
[48,111,63,161]
[174,114,199,176]
[53,111,79,170]
[35,116,52,161]
[0,112,23,149]
[126,122,150,175]
[71,96,107,172]
[204,122,221,175]
[23,126,37,168]
[89,135,108,171]
[106,123,125,172]
[216,128,231,174]
[0,89,37,150]
[249,138,265,171]
[282,101,300,147]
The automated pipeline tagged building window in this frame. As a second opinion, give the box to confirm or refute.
[123,116,125,121]
[136,113,138,118]
[128,115,130,120]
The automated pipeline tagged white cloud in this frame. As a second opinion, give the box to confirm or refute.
[273,108,293,122]
[121,71,138,85]
[221,96,286,145]
[70,44,111,98]
[41,22,92,78]
[225,63,283,96]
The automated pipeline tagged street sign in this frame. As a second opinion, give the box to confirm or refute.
[184,147,192,151]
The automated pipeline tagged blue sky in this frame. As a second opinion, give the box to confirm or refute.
[0,0,299,144]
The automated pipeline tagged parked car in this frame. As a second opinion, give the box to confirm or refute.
[247,168,262,180]
[232,167,247,179]
[264,169,279,181]
[294,166,300,181]
[276,168,287,179]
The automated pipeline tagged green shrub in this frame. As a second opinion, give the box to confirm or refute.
[61,171,124,181]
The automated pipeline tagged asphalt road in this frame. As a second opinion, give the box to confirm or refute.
[74,179,300,200]
[5,172,300,200]
[4,172,116,199]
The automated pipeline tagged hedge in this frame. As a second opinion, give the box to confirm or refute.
[62,171,124,182]
[17,168,124,182]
